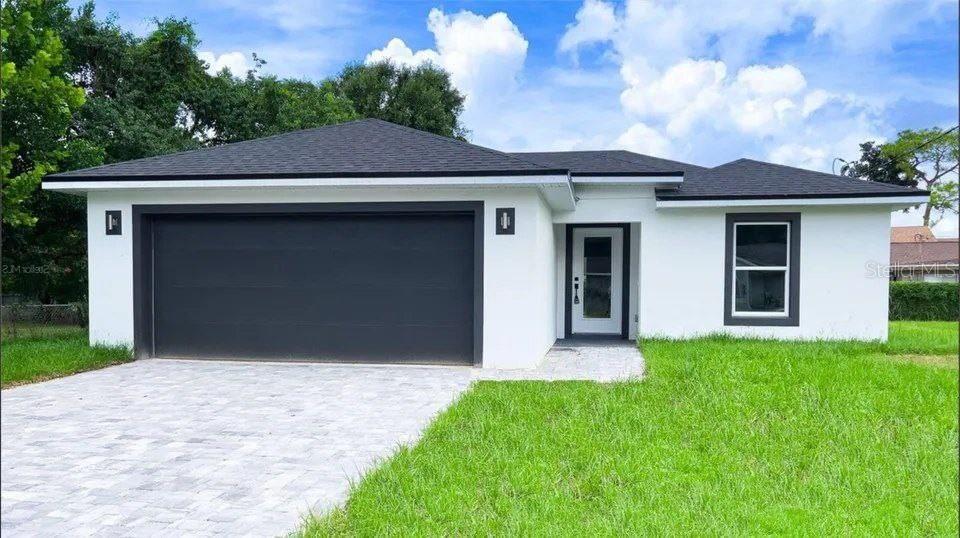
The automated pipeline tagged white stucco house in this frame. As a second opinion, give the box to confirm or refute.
[43,119,929,369]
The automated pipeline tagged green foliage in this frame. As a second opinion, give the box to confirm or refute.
[196,69,357,144]
[0,325,131,387]
[843,127,959,225]
[1,1,468,303]
[890,281,959,321]
[66,10,209,161]
[298,332,958,535]
[1,0,87,226]
[841,141,915,187]
[885,128,960,226]
[336,61,467,139]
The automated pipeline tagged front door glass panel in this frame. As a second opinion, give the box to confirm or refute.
[583,237,612,318]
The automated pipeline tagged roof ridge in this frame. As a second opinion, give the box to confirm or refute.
[726,158,924,194]
[51,119,380,176]
[604,150,701,171]
[50,118,565,178]
[369,119,565,173]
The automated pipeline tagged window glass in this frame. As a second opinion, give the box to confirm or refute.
[735,270,785,312]
[583,236,612,318]
[584,275,612,318]
[735,224,787,267]
[584,237,612,274]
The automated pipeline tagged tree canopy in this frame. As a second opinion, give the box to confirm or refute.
[0,0,466,303]
[336,61,467,140]
[842,127,959,226]
[1,0,90,227]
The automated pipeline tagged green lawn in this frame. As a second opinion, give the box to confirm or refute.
[886,320,959,356]
[1,325,131,388]
[300,322,959,536]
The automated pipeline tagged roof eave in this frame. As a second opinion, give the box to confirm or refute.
[572,172,683,187]
[655,192,929,208]
[42,172,578,211]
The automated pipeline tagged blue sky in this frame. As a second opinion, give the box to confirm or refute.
[78,0,959,231]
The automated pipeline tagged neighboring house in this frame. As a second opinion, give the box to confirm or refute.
[42,119,928,369]
[890,226,959,282]
[891,225,936,243]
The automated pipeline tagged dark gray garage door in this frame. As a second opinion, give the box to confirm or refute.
[147,211,477,364]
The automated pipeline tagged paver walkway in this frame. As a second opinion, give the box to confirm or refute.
[475,339,646,381]
[1,341,644,536]
[1,360,472,537]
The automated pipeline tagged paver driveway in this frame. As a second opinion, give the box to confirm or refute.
[1,359,472,537]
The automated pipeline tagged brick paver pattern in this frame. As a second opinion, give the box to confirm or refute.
[1,360,472,537]
[1,341,644,536]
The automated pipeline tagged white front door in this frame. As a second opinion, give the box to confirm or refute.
[571,227,623,335]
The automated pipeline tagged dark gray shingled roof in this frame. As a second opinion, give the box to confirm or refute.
[508,150,703,176]
[657,158,926,200]
[45,118,564,180]
[45,118,928,200]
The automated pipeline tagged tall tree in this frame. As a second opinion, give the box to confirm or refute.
[335,61,467,139]
[0,0,92,227]
[842,127,959,226]
[885,128,959,226]
[66,10,209,161]
[2,2,469,303]
[195,61,356,144]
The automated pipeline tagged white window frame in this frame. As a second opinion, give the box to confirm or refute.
[731,222,791,318]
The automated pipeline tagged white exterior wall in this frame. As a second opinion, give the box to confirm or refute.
[639,204,890,340]
[555,185,891,341]
[83,181,894,371]
[85,185,557,368]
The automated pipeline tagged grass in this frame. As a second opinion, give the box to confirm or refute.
[1,325,131,388]
[885,320,958,356]
[299,321,959,536]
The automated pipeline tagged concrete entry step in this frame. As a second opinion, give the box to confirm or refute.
[474,339,645,382]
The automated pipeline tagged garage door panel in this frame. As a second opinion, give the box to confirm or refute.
[153,320,474,362]
[149,211,477,364]
[155,285,474,326]
[155,214,471,250]
[155,246,472,289]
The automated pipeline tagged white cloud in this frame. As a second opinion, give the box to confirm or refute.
[365,38,440,67]
[615,122,674,158]
[619,58,838,142]
[555,0,933,169]
[198,51,251,76]
[360,1,951,172]
[365,9,628,152]
[366,8,528,104]
[558,0,618,55]
[562,0,953,68]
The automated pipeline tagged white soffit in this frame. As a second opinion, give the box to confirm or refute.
[656,195,930,209]
[572,175,683,187]
[42,174,578,211]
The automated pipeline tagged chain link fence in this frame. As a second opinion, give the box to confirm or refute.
[0,303,88,340]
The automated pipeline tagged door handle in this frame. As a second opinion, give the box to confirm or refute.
[573,277,580,305]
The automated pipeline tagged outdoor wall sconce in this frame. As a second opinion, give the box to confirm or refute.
[496,207,515,235]
[105,210,122,235]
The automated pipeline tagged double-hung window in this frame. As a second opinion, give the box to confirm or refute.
[724,213,800,326]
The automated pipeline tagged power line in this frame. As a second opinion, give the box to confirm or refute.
[836,124,959,176]
[886,124,958,163]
